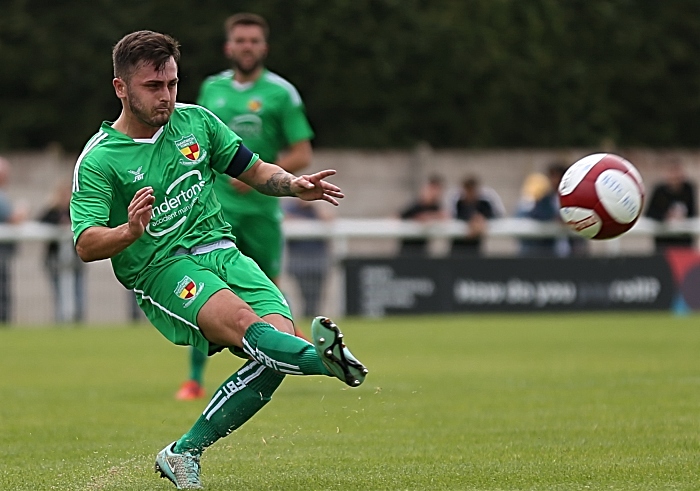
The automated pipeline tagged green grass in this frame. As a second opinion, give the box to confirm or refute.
[1,312,700,490]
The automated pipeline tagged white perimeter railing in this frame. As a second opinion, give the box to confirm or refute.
[1,217,697,323]
[281,216,700,250]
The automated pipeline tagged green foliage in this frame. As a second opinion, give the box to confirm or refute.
[2,313,700,489]
[2,0,700,150]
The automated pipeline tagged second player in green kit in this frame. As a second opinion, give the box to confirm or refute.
[177,13,315,400]
[199,13,313,281]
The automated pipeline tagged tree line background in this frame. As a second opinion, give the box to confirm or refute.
[1,0,700,152]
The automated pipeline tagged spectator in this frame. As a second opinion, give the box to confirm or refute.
[38,181,85,323]
[517,161,586,257]
[398,174,448,256]
[451,176,502,256]
[284,199,332,317]
[0,157,28,324]
[645,155,697,251]
[514,172,551,217]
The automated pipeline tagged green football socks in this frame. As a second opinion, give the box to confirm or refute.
[174,322,332,455]
[174,360,284,455]
[241,322,329,376]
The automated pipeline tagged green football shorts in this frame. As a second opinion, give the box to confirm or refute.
[227,212,284,279]
[133,244,292,355]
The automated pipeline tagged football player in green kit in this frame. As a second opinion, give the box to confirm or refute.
[70,30,366,489]
[176,13,315,401]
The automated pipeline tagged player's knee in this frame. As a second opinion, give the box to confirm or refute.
[231,307,261,334]
[263,313,294,335]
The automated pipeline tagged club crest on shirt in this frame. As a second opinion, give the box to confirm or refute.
[247,98,263,113]
[174,275,204,307]
[175,134,207,165]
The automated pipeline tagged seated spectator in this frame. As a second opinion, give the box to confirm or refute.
[398,174,448,256]
[451,176,502,256]
[645,155,697,251]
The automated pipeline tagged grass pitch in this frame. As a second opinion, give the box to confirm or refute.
[1,312,700,490]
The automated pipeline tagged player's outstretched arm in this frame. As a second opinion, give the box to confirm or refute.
[238,160,344,205]
[75,187,155,262]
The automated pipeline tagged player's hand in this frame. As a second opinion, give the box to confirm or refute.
[291,170,344,206]
[230,178,252,194]
[127,187,155,238]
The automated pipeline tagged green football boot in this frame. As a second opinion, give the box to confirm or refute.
[311,316,368,387]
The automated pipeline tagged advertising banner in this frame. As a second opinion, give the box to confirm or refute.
[344,256,675,316]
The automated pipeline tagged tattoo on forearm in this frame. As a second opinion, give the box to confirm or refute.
[258,171,293,196]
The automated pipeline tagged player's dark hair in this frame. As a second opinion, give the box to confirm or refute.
[112,30,181,81]
[225,13,270,40]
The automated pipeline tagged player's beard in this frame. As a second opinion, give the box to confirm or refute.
[232,56,265,76]
[127,88,174,128]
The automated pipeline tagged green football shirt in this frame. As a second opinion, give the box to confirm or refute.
[197,69,314,217]
[70,103,258,289]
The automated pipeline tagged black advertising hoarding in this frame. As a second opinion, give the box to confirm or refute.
[344,256,675,316]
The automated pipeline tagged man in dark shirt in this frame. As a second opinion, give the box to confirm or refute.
[645,156,697,251]
[398,174,447,256]
[39,181,84,322]
[451,176,498,256]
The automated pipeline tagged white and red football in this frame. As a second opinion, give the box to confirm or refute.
[558,153,645,240]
